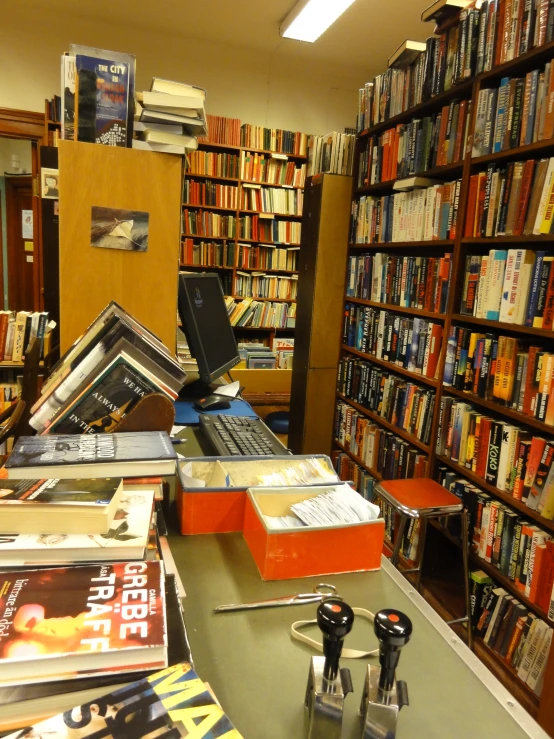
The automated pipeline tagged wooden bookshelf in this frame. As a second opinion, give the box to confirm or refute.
[181,134,307,344]
[332,16,554,730]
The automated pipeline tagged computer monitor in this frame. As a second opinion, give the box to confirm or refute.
[178,273,240,384]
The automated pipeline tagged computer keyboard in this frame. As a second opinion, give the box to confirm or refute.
[199,414,290,456]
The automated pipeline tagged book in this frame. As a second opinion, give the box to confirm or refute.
[5,432,177,480]
[0,477,123,534]
[136,91,204,117]
[150,78,206,99]
[0,561,166,686]
[0,489,155,566]
[2,661,242,739]
[76,54,129,147]
[388,40,427,68]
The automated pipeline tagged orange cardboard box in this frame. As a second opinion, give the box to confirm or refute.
[176,455,339,535]
[243,486,385,580]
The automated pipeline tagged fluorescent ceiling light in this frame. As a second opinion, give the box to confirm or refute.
[280,0,357,43]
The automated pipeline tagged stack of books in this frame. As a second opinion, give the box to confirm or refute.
[225,297,296,329]
[308,132,356,177]
[134,78,208,155]
[28,302,186,435]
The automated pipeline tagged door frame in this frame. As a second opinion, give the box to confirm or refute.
[0,108,45,311]
[5,175,33,310]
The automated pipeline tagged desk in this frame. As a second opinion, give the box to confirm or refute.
[168,532,548,739]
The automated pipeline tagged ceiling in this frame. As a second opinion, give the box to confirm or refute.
[23,0,432,76]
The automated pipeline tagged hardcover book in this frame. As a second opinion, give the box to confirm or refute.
[0,561,166,686]
[5,432,177,480]
[76,54,129,147]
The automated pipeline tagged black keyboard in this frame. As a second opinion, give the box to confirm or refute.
[199,415,290,456]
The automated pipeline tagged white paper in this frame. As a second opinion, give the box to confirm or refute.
[22,210,33,239]
[171,424,186,436]
[180,461,206,488]
[214,380,241,398]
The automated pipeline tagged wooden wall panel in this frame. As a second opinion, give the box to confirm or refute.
[58,140,181,352]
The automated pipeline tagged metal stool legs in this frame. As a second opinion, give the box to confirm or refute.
[442,509,473,651]
[391,515,408,568]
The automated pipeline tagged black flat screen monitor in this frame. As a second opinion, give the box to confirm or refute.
[178,273,240,384]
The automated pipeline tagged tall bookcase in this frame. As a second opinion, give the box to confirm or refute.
[181,134,307,350]
[333,38,554,728]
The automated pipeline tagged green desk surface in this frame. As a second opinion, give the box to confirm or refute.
[168,532,548,739]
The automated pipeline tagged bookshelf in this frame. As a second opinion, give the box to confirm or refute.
[181,127,307,349]
[332,14,554,730]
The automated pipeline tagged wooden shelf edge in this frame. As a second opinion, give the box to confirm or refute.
[355,161,464,195]
[346,296,446,321]
[341,344,439,387]
[337,392,431,453]
[349,240,454,249]
[185,173,240,182]
[451,313,554,339]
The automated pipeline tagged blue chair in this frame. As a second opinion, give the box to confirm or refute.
[264,411,289,435]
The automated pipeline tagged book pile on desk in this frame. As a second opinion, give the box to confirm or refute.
[134,78,208,155]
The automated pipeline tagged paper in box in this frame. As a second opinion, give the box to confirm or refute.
[243,486,385,580]
[176,455,339,535]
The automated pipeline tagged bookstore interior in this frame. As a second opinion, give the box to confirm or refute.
[8,0,554,736]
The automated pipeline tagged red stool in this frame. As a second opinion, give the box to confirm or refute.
[374,477,472,649]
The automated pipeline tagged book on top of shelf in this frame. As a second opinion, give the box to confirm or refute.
[5,432,177,480]
[1,662,243,739]
[421,0,472,23]
[0,489,155,566]
[388,40,427,69]
[150,78,206,99]
[0,561,166,687]
[136,91,204,117]
[0,476,126,535]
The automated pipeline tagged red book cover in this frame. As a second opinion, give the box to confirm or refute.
[453,100,468,164]
[424,258,437,311]
[522,436,548,502]
[424,323,443,379]
[475,173,488,237]
[495,0,507,66]
[513,160,536,236]
[529,543,547,604]
[0,561,166,687]
[0,314,9,360]
[523,347,543,416]
[476,417,493,479]
[541,261,554,331]
[436,105,450,168]
[537,540,554,612]
[465,175,480,237]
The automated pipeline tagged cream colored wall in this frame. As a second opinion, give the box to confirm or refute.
[0,4,366,135]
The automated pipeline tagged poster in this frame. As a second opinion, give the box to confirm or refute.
[21,210,33,239]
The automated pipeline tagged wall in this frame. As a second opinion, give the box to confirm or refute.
[0,5,367,136]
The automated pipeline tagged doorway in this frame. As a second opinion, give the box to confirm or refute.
[5,172,34,310]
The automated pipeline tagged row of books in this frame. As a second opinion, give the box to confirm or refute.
[199,113,241,146]
[332,451,376,501]
[436,399,554,517]
[467,569,551,697]
[240,186,303,215]
[337,356,436,444]
[180,239,235,268]
[307,132,356,177]
[473,64,554,158]
[30,302,186,434]
[236,243,299,271]
[238,214,302,244]
[346,252,452,314]
[465,157,554,239]
[183,180,238,209]
[343,303,444,380]
[445,328,554,424]
[186,149,240,179]
[240,124,308,156]
[0,310,50,362]
[183,209,236,238]
[240,151,307,187]
[0,383,19,411]
[234,272,298,300]
[441,469,554,615]
[350,180,462,244]
[459,249,554,328]
[358,100,470,187]
[334,400,428,478]
[225,297,296,329]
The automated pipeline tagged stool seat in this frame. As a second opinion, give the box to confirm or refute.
[376,478,463,518]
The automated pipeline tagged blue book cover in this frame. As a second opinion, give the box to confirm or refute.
[526,70,539,146]
[76,54,129,147]
[492,78,510,153]
[525,251,545,326]
[485,249,507,321]
[443,326,458,386]
[346,257,355,297]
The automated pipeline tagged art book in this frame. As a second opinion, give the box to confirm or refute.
[0,489,154,565]
[0,477,123,534]
[4,662,242,738]
[76,54,129,146]
[0,561,166,686]
[5,432,177,479]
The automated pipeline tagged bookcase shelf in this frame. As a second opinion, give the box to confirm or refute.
[236,238,301,246]
[229,295,296,303]
[342,344,439,388]
[179,264,234,271]
[185,173,239,183]
[436,455,554,534]
[182,203,237,212]
[348,240,455,249]
[471,137,554,167]
[355,161,464,195]
[235,267,299,275]
[181,233,232,241]
[346,296,446,321]
[337,392,431,452]
[241,179,304,190]
[443,385,554,436]
[450,313,554,339]
[462,235,554,244]
[239,209,303,218]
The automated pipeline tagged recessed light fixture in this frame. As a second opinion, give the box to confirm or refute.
[280,0,357,43]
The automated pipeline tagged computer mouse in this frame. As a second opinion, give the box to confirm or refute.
[194,394,232,412]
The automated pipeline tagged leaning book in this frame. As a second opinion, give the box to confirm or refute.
[0,489,154,565]
[0,561,166,686]
[5,431,177,479]
[0,477,123,534]
[3,662,242,738]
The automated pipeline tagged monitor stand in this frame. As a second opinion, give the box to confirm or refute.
[178,378,218,400]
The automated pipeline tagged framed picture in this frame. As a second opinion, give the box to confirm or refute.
[91,206,149,252]
[41,167,60,199]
